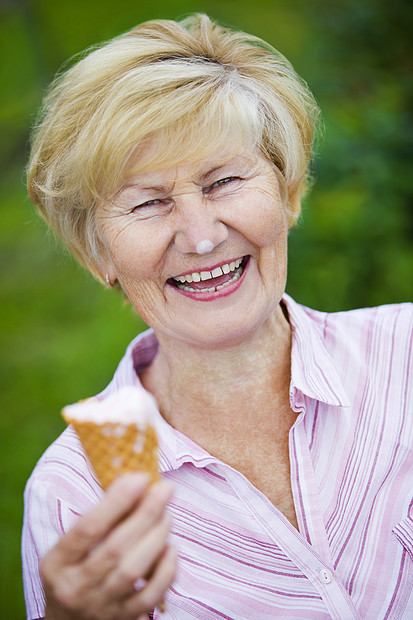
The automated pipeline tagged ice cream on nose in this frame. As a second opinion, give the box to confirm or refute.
[196,239,214,254]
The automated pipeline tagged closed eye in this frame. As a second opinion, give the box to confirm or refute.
[204,177,242,195]
[132,198,172,214]
[212,176,239,188]
[133,198,160,210]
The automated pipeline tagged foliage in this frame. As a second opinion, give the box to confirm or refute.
[287,0,413,309]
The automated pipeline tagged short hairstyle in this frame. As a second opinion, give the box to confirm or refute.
[27,13,321,281]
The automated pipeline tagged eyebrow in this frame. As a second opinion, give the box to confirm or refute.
[120,181,174,195]
[140,184,174,193]
[121,168,225,194]
[198,164,229,182]
[120,155,253,194]
[197,155,255,182]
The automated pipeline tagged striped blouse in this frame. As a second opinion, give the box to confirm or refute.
[22,295,413,619]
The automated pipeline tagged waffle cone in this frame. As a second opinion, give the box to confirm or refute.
[64,417,159,490]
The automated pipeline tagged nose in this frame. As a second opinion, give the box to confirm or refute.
[173,192,228,255]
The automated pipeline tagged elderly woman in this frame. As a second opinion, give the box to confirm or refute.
[22,14,412,620]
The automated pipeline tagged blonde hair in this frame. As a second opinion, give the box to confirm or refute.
[27,13,321,281]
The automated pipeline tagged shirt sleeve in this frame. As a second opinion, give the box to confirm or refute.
[21,430,102,619]
[22,477,60,619]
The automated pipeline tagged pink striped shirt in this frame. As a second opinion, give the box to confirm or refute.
[22,295,413,619]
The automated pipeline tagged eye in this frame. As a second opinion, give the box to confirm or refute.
[204,176,242,196]
[133,198,160,210]
[131,198,173,215]
[212,176,239,188]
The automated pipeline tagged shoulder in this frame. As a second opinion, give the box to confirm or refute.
[297,299,412,358]
[285,295,412,411]
[23,328,158,514]
[316,303,412,416]
[328,302,412,365]
[24,426,103,524]
[303,299,412,330]
[22,429,103,618]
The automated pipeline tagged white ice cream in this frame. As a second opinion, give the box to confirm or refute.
[196,239,214,254]
[62,385,159,426]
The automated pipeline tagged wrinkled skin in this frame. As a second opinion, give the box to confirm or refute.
[41,474,176,620]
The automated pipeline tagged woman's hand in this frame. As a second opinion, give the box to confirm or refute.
[41,473,176,620]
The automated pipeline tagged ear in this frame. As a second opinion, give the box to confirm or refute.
[287,190,301,227]
[98,246,117,286]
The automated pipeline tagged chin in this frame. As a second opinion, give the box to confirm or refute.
[175,310,274,351]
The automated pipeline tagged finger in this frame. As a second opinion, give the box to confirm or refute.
[105,512,173,597]
[53,473,150,564]
[124,545,177,617]
[124,512,173,581]
[87,480,174,577]
[102,480,173,554]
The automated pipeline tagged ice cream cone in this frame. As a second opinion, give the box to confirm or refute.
[63,418,159,490]
[61,386,160,490]
[62,387,167,612]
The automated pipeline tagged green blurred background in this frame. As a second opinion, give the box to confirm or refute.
[1,0,412,616]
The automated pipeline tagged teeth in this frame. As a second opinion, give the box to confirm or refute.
[211,266,223,278]
[174,262,243,293]
[173,257,244,284]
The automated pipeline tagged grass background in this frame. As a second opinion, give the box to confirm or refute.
[1,0,412,616]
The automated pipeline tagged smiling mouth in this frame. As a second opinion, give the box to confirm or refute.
[168,256,249,293]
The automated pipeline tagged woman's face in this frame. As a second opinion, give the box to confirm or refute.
[96,146,290,349]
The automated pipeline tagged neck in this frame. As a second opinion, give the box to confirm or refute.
[141,303,292,435]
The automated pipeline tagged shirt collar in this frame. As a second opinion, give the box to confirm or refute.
[100,295,350,473]
[283,294,350,408]
[98,328,213,472]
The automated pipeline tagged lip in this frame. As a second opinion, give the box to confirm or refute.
[167,256,250,302]
[171,256,246,279]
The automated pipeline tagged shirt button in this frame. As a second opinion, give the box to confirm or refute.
[318,568,333,584]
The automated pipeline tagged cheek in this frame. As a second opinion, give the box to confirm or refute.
[235,196,288,249]
[107,225,168,280]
